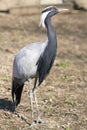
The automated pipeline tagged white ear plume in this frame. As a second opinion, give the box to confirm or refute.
[40,11,51,28]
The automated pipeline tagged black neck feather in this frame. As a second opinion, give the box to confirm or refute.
[37,16,57,85]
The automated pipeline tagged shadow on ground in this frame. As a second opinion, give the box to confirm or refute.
[0,98,15,112]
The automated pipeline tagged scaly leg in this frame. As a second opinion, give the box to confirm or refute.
[28,79,36,127]
[33,90,42,124]
[33,77,42,124]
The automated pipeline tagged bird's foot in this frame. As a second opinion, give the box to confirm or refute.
[30,117,44,127]
[37,116,43,124]
[30,120,37,128]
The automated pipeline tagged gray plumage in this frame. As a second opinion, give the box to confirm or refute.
[12,6,68,126]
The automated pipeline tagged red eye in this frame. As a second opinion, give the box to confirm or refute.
[51,8,55,11]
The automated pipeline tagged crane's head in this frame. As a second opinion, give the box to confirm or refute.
[40,6,69,28]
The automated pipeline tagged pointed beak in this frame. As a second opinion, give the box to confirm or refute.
[58,8,69,14]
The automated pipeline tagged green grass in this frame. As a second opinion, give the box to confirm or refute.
[65,126,71,130]
[60,75,70,81]
[56,61,70,68]
[0,76,10,82]
[44,105,52,113]
[60,74,74,81]
[64,97,77,107]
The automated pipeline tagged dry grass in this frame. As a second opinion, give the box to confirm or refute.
[0,9,87,130]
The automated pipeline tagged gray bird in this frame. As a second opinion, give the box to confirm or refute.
[12,6,68,126]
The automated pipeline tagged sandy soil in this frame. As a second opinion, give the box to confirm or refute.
[0,9,87,130]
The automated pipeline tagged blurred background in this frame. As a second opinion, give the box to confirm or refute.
[0,0,87,130]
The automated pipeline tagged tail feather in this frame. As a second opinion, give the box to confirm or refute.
[12,79,24,106]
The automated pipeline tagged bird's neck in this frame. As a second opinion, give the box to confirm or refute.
[45,17,57,43]
[37,17,57,85]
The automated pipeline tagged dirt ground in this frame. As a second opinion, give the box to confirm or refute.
[0,8,87,130]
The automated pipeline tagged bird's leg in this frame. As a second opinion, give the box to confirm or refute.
[33,77,42,124]
[28,79,36,127]
[29,90,36,127]
[33,90,42,124]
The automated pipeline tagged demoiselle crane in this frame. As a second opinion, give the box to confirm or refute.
[12,6,68,126]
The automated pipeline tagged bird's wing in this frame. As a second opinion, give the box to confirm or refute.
[13,40,48,79]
